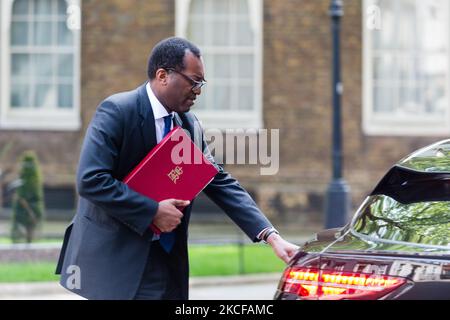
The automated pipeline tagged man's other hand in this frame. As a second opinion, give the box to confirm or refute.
[267,233,300,264]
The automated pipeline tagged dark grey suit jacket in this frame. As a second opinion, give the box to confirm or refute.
[55,83,273,300]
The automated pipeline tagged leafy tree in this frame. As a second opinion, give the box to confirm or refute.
[0,142,13,210]
[11,151,45,243]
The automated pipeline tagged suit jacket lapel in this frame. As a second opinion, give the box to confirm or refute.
[174,113,183,128]
[177,112,196,143]
[137,83,157,152]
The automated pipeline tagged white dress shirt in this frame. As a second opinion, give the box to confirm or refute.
[146,82,175,143]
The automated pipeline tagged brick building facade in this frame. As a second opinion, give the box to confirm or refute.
[0,0,447,224]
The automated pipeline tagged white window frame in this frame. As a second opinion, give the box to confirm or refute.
[363,0,450,136]
[176,0,263,130]
[0,0,81,131]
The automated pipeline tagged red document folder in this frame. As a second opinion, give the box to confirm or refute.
[123,126,218,234]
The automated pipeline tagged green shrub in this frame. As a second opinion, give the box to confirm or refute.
[11,151,45,243]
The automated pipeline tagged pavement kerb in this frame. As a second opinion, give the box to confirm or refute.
[0,273,282,298]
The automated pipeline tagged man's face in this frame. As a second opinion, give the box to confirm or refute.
[163,52,206,113]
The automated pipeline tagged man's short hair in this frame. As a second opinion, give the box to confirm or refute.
[147,37,201,80]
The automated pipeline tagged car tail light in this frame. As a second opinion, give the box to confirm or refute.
[281,267,407,300]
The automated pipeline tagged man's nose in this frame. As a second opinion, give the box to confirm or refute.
[192,86,202,95]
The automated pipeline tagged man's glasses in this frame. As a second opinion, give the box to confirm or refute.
[166,68,207,91]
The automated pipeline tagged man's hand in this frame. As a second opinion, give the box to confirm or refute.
[152,199,190,232]
[267,233,300,264]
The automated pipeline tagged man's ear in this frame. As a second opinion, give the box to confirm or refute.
[155,68,169,86]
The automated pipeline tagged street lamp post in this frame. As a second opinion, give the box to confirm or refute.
[324,0,350,229]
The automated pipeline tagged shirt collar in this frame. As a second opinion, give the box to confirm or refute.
[146,82,175,120]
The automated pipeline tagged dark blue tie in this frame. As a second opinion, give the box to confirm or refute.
[159,114,176,253]
[162,114,172,137]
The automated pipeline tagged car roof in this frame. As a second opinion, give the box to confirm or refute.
[398,139,450,173]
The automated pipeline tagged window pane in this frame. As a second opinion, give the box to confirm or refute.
[13,0,29,15]
[397,0,416,50]
[424,86,446,114]
[235,20,254,46]
[423,69,446,115]
[11,54,30,78]
[186,0,259,115]
[422,54,447,79]
[11,84,30,108]
[57,21,73,46]
[58,54,74,77]
[58,84,73,108]
[237,54,253,79]
[190,0,205,15]
[57,0,67,15]
[34,0,53,16]
[213,0,231,15]
[34,83,57,108]
[203,54,213,76]
[236,0,250,15]
[398,57,420,85]
[238,85,253,110]
[34,21,53,46]
[398,86,421,114]
[211,20,230,46]
[194,91,207,110]
[33,54,53,78]
[374,85,395,113]
[214,54,231,78]
[7,0,79,122]
[373,0,395,50]
[213,85,231,110]
[418,2,447,51]
[373,55,395,81]
[187,20,205,45]
[11,22,29,46]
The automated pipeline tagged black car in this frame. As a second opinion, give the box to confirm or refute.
[275,139,450,300]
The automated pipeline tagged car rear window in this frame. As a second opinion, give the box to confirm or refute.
[397,139,450,173]
[353,195,450,247]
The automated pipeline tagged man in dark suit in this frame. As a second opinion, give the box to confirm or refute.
[56,37,299,300]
